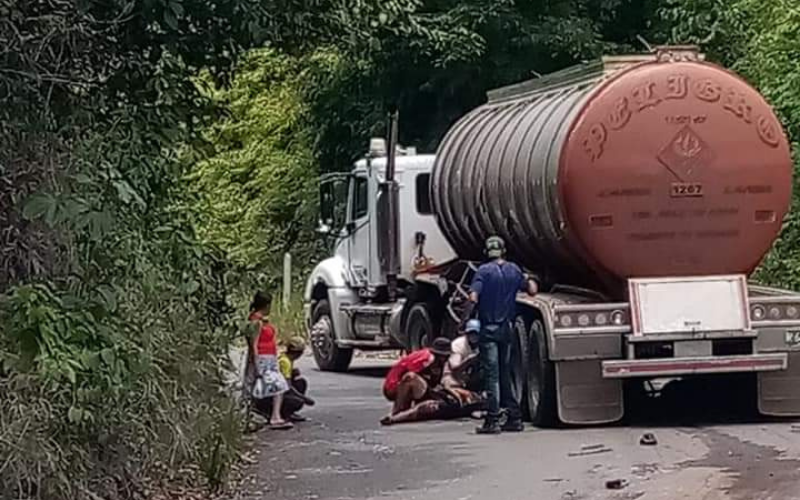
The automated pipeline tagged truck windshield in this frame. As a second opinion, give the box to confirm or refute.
[351,176,368,220]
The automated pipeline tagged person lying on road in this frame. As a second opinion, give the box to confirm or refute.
[380,386,484,426]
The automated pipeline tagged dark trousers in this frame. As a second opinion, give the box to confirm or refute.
[256,377,308,418]
[479,323,521,422]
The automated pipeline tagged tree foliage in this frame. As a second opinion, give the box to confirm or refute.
[0,0,261,497]
[186,49,331,280]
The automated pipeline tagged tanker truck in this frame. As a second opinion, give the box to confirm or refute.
[303,46,800,425]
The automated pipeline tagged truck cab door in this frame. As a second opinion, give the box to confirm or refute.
[345,173,371,288]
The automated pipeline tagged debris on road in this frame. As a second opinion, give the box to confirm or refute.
[605,479,629,490]
[631,463,660,478]
[639,433,658,446]
[568,444,613,457]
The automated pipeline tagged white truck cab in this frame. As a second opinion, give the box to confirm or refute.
[304,138,455,371]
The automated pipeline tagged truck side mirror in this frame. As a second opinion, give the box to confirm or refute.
[345,221,356,233]
[316,221,332,235]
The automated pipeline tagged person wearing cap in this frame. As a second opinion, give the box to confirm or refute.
[257,336,315,423]
[381,337,452,422]
[442,318,481,390]
[469,235,538,434]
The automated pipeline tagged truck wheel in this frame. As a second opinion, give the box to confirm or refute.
[407,303,435,351]
[527,318,558,427]
[310,299,353,372]
[510,315,531,419]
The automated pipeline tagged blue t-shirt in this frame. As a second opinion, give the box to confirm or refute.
[470,260,527,325]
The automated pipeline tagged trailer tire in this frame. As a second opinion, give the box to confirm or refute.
[527,318,558,427]
[511,315,531,420]
[310,299,353,372]
[407,303,435,351]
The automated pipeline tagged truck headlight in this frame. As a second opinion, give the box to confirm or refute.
[578,314,590,326]
[595,312,609,326]
[559,315,573,327]
[752,305,766,320]
[611,310,625,326]
[787,306,799,319]
[769,306,782,320]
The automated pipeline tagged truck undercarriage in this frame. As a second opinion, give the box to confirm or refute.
[307,262,800,425]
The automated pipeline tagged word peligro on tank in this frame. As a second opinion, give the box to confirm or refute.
[430,47,792,296]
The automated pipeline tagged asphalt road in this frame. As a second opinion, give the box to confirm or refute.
[231,355,800,500]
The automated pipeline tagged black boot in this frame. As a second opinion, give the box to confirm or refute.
[476,418,501,435]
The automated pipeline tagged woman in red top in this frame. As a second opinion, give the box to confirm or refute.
[248,291,291,430]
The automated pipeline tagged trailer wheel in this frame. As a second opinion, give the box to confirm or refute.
[407,303,435,351]
[511,315,531,419]
[310,299,353,372]
[527,318,558,426]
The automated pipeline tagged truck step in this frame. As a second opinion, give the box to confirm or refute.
[340,304,395,316]
[338,337,398,349]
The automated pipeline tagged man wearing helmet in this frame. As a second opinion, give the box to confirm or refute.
[469,236,538,435]
[441,318,481,390]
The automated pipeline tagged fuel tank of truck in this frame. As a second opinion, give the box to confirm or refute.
[430,47,793,292]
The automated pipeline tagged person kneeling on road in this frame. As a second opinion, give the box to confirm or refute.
[382,325,487,426]
[442,319,482,391]
[381,338,451,425]
[256,337,315,423]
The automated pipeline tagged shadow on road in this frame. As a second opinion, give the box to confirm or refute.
[312,366,390,379]
[307,359,792,427]
[622,374,793,427]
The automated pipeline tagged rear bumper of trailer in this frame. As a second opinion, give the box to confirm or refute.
[601,353,787,378]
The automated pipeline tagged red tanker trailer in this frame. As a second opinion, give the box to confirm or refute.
[304,46,800,425]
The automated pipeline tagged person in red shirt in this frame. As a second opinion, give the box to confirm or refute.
[381,337,451,423]
[247,291,292,430]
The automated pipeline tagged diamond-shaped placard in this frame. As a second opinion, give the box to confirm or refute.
[657,126,715,180]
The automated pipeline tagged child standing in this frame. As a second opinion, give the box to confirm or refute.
[248,291,292,430]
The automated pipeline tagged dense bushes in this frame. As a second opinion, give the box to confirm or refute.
[0,0,261,497]
[186,49,332,283]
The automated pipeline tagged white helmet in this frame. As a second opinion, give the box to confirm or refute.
[465,319,481,333]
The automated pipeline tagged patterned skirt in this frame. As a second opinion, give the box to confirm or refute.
[251,354,289,399]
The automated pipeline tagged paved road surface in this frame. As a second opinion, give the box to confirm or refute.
[232,356,800,500]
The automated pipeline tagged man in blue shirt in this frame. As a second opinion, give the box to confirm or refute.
[469,236,538,434]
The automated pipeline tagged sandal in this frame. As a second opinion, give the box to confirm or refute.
[269,421,294,430]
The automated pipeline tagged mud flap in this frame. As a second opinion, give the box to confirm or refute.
[556,360,624,425]
[758,351,800,416]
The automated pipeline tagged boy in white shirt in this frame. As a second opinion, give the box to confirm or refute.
[442,319,481,390]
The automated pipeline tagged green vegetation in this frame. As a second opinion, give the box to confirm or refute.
[3,0,800,498]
